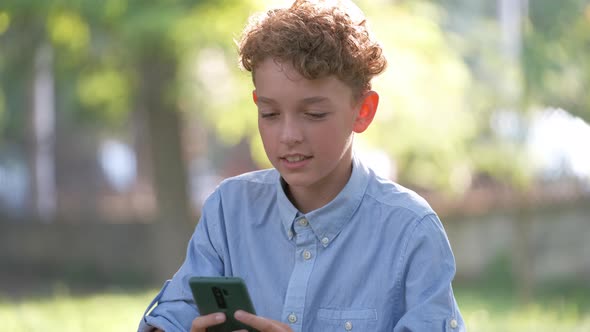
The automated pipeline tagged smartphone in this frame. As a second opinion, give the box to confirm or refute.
[189,276,258,332]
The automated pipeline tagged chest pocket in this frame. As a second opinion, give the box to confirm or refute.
[316,308,377,331]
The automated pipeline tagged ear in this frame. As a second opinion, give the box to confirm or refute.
[353,91,379,133]
[252,90,258,104]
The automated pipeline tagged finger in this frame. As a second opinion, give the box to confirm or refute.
[190,312,226,332]
[274,321,292,330]
[234,310,287,331]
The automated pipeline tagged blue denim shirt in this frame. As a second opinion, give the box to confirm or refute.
[139,156,465,332]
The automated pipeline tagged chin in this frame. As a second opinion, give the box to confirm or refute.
[280,174,314,188]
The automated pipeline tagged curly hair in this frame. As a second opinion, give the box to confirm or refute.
[238,0,387,99]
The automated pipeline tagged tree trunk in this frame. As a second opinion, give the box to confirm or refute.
[26,42,57,223]
[136,49,192,225]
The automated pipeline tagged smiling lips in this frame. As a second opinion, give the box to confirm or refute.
[281,154,312,169]
[284,155,309,162]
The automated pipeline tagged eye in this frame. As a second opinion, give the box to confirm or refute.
[305,112,328,119]
[260,112,279,119]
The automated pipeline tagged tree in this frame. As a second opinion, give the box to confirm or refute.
[0,0,254,224]
[0,1,57,221]
[523,0,590,122]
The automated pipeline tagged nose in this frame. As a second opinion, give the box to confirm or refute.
[280,115,303,145]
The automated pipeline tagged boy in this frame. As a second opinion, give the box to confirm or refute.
[139,0,465,331]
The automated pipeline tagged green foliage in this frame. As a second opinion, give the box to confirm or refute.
[424,0,590,191]
[0,0,250,129]
[523,0,590,122]
[0,11,9,35]
[470,140,533,190]
[174,0,264,163]
[360,1,476,193]
[76,68,130,124]
[47,10,89,54]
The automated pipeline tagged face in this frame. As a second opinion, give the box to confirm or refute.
[253,58,375,200]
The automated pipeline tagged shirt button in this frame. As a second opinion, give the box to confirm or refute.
[450,319,458,329]
[344,321,353,331]
[302,250,312,260]
[321,237,329,245]
[288,313,297,323]
[299,218,308,226]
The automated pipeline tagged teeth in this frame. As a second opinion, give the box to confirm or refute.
[286,156,306,162]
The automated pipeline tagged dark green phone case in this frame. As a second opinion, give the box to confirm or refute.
[189,276,258,332]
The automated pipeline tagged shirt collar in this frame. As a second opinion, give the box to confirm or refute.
[276,155,370,245]
[277,176,299,240]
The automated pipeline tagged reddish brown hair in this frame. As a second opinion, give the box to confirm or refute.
[238,0,387,98]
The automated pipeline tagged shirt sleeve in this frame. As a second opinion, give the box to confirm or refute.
[394,214,465,332]
[138,191,226,332]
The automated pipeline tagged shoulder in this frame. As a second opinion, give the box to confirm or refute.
[200,168,279,218]
[362,171,453,258]
[209,168,279,200]
[219,168,278,187]
[363,170,435,220]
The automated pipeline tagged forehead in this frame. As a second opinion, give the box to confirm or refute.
[253,58,354,103]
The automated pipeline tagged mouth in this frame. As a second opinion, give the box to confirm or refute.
[281,154,312,163]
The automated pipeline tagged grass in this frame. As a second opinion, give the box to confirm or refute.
[0,284,155,332]
[1,282,590,331]
[455,283,590,332]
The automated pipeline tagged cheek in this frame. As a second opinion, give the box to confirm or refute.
[258,124,276,148]
[321,118,354,138]
[311,124,350,150]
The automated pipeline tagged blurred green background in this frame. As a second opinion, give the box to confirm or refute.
[0,0,589,331]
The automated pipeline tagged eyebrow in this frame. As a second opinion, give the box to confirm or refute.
[256,96,278,106]
[301,96,331,106]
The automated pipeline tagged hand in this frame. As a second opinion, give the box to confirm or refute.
[189,312,227,332]
[234,310,293,332]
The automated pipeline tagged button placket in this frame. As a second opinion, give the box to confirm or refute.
[281,219,317,332]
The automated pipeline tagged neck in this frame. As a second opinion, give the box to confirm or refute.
[285,159,353,214]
